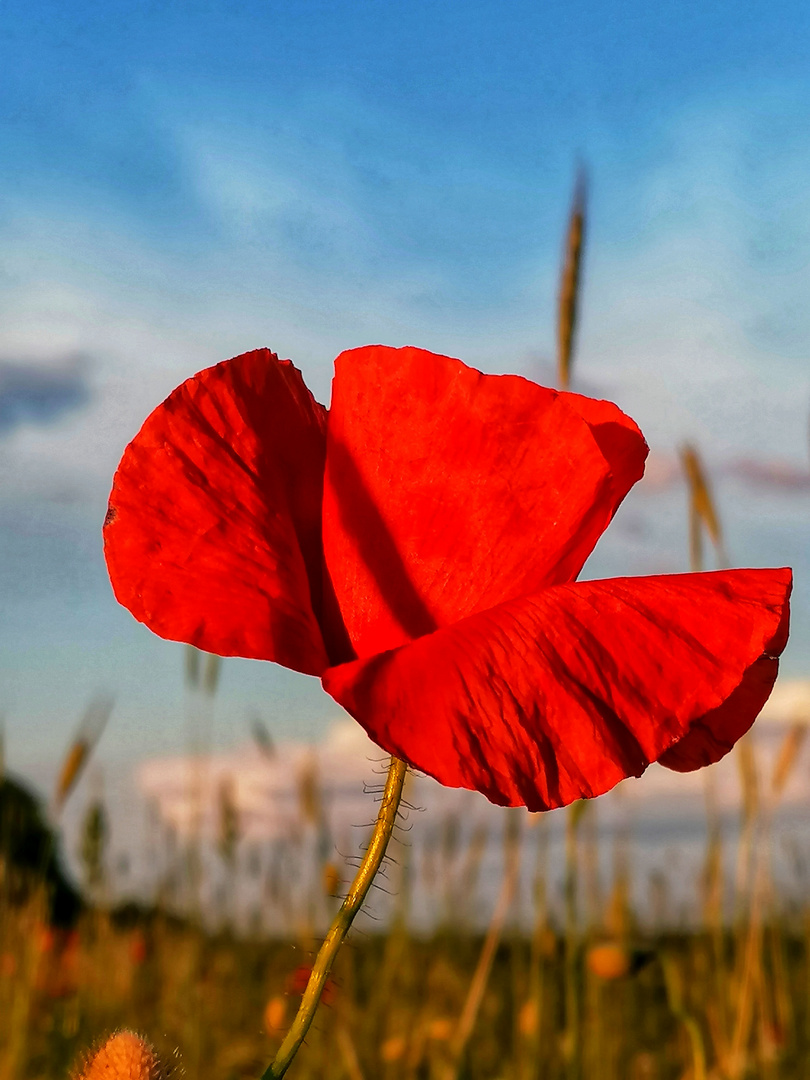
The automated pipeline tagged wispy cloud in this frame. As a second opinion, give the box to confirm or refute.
[137,686,810,846]
[0,83,808,655]
[579,89,810,461]
[127,709,810,928]
[2,83,807,495]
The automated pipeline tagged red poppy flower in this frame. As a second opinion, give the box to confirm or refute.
[286,963,336,1002]
[104,346,791,812]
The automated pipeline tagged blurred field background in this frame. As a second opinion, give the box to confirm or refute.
[3,673,810,1080]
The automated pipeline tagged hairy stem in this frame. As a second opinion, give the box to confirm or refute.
[262,755,408,1080]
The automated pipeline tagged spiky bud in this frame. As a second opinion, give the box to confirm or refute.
[76,1031,165,1080]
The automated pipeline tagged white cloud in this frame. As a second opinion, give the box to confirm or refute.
[138,693,810,845]
[126,708,810,928]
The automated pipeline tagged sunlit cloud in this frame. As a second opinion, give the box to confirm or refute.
[123,705,810,928]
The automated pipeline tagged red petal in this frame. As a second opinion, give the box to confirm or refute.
[660,568,790,772]
[322,346,648,658]
[322,569,791,811]
[104,350,330,675]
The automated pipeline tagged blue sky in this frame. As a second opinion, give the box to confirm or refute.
[1,0,809,781]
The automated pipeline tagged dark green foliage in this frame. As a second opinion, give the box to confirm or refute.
[0,774,82,928]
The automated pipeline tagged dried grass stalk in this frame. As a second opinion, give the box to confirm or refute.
[557,169,587,390]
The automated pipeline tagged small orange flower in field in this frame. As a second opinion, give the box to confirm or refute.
[36,923,58,954]
[427,1018,454,1041]
[129,930,148,966]
[36,927,81,998]
[263,996,287,1036]
[518,998,540,1037]
[76,1032,165,1080]
[380,1035,407,1063]
[586,942,631,980]
[760,1020,786,1062]
[285,964,336,1004]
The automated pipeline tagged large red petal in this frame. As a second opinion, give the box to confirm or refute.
[659,658,780,771]
[322,568,791,811]
[659,565,790,772]
[104,349,330,675]
[322,345,647,658]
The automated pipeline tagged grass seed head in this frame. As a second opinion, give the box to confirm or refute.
[557,167,587,391]
[680,443,725,571]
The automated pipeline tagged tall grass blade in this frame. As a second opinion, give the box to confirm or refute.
[771,723,807,797]
[442,809,523,1080]
[185,644,200,689]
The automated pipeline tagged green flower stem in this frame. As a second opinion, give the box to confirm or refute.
[263,755,408,1080]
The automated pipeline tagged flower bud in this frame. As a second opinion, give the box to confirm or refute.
[76,1031,165,1080]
